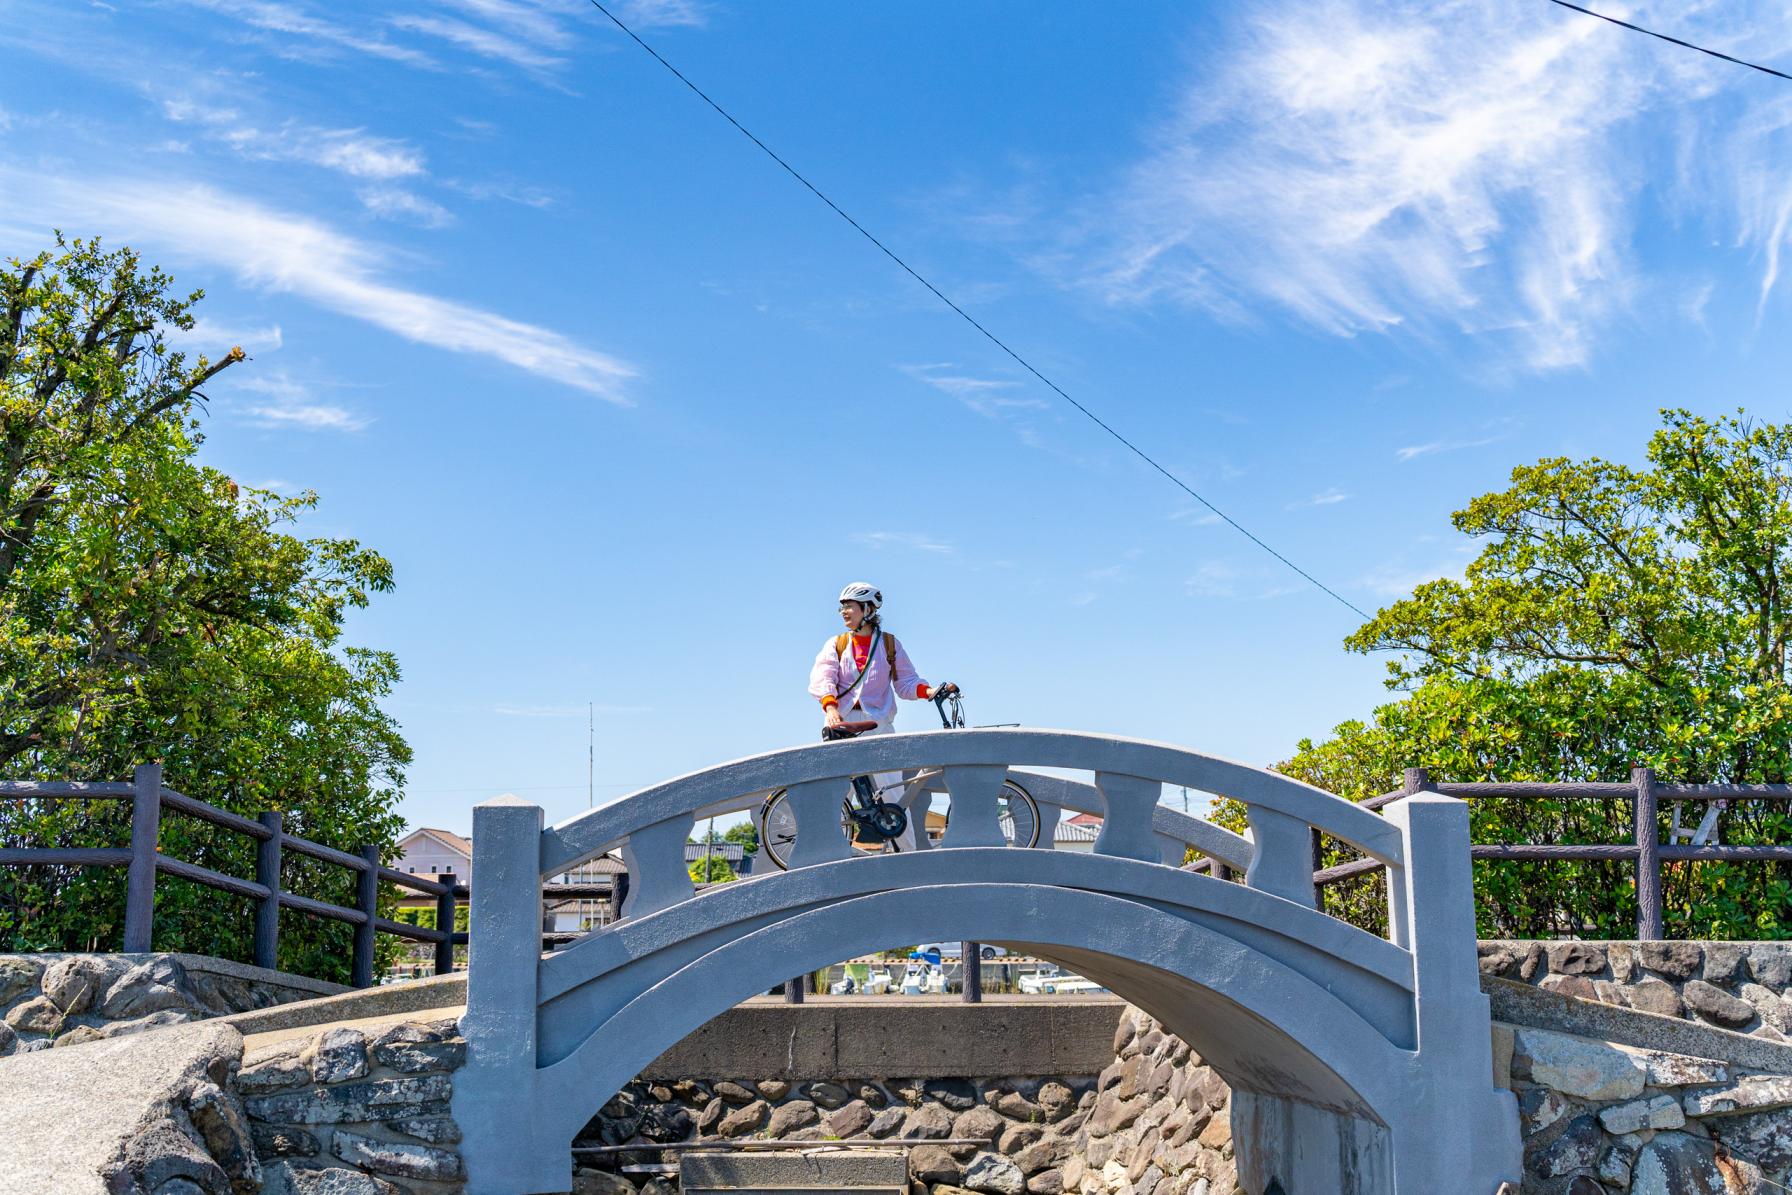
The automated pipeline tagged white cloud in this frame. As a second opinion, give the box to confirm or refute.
[358,187,454,227]
[1289,487,1350,509]
[1092,1,1792,371]
[0,171,637,401]
[388,15,566,71]
[168,317,284,354]
[616,0,710,29]
[175,0,437,67]
[242,402,370,432]
[1395,434,1502,461]
[162,100,428,181]
[1184,561,1238,598]
[852,531,954,555]
[900,363,1048,418]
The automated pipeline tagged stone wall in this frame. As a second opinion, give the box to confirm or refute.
[1479,941,1792,1042]
[239,1017,467,1194]
[0,953,344,1056]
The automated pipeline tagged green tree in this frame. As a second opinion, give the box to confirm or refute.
[688,854,738,884]
[0,238,411,981]
[1273,410,1792,939]
[723,820,758,855]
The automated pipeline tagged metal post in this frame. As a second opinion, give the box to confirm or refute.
[784,976,804,1004]
[1633,766,1663,941]
[963,942,983,1003]
[609,872,630,924]
[254,810,282,970]
[123,763,162,953]
[435,870,458,975]
[352,844,380,988]
[1310,827,1325,910]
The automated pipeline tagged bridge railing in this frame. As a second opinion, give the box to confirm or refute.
[526,729,1418,944]
[0,765,455,987]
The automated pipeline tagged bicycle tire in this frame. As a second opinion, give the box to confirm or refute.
[758,776,1041,869]
[936,778,1042,848]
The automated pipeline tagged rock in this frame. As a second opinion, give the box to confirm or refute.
[694,1097,727,1134]
[671,1079,708,1106]
[1637,1050,1727,1087]
[1740,984,1792,1034]
[858,1084,888,1108]
[952,1106,1007,1147]
[573,1169,637,1195]
[0,956,43,1004]
[251,1124,321,1157]
[1708,1107,1792,1174]
[805,1081,851,1110]
[263,1162,404,1194]
[332,1128,463,1181]
[1682,1074,1792,1116]
[1640,941,1703,979]
[926,1080,978,1111]
[101,1009,199,1040]
[829,1101,874,1138]
[1520,1087,1572,1135]
[1126,1129,1161,1181]
[1609,943,1638,983]
[1628,1132,1730,1194]
[867,1107,906,1138]
[1113,1015,1139,1056]
[638,1104,692,1142]
[1530,1114,1602,1178]
[41,956,121,1015]
[1133,1165,1162,1195]
[187,1079,260,1190]
[1700,943,1747,986]
[390,1116,461,1145]
[0,1020,15,1058]
[1510,1029,1644,1100]
[240,1047,311,1093]
[998,1123,1047,1155]
[1538,974,1597,1001]
[714,1081,756,1104]
[1748,945,1792,990]
[99,957,197,1020]
[244,1075,453,1125]
[963,1152,1025,1195]
[5,994,63,1035]
[904,1104,955,1140]
[1026,1168,1063,1195]
[1545,941,1606,976]
[911,1144,964,1185]
[1013,1137,1067,1177]
[1625,977,1685,1019]
[1682,980,1756,1029]
[1596,1094,1683,1135]
[1036,1082,1074,1121]
[53,1025,106,1049]
[766,1100,818,1137]
[1478,942,1526,978]
[308,1028,369,1084]
[1595,1138,1634,1187]
[1087,1095,1145,1138]
[371,1023,465,1074]
[756,1079,791,1100]
[992,1090,1042,1121]
[717,1099,769,1137]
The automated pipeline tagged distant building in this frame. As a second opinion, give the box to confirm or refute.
[394,828,472,883]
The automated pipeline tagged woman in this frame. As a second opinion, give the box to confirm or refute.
[808,581,955,734]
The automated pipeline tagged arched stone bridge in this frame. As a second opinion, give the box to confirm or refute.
[453,729,1521,1195]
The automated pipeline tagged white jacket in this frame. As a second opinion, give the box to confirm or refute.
[808,631,930,727]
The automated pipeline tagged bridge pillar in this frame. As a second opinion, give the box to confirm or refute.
[457,795,549,1195]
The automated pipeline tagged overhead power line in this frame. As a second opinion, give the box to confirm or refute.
[1544,0,1792,82]
[582,0,1372,621]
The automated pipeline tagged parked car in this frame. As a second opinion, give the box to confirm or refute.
[916,941,1008,961]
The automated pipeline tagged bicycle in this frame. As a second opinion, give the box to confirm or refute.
[756,690,1041,871]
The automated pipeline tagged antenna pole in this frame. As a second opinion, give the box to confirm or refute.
[588,702,594,809]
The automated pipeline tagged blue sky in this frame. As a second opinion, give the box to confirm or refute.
[4,1,1792,834]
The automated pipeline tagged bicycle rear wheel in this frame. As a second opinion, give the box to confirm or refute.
[934,778,1041,848]
[757,789,903,871]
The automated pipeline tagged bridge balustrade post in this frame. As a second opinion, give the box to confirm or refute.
[783,778,854,868]
[123,763,162,953]
[939,766,1008,848]
[1092,772,1161,862]
[1242,805,1317,909]
[458,796,547,1195]
[618,814,696,917]
[254,811,282,971]
[898,772,935,851]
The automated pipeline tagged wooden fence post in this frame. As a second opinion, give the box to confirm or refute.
[963,942,983,1003]
[1633,766,1663,941]
[123,763,162,953]
[254,810,282,970]
[435,870,458,975]
[784,976,804,1004]
[353,844,380,988]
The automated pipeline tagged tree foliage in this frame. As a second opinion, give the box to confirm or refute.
[688,854,738,884]
[0,238,411,981]
[1271,410,1792,939]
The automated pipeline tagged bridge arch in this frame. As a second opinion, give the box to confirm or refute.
[452,729,1519,1195]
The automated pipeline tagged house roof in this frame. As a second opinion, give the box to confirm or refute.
[684,842,745,863]
[398,827,472,858]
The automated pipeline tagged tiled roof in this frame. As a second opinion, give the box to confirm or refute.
[398,827,472,858]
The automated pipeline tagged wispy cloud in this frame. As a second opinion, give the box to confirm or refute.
[1091,2,1792,372]
[1395,434,1502,462]
[0,171,637,400]
[167,317,284,355]
[900,363,1048,418]
[226,373,371,432]
[1185,561,1239,598]
[358,187,454,227]
[161,99,428,181]
[852,531,954,555]
[617,0,710,29]
[1288,487,1349,509]
[388,14,566,71]
[175,0,437,67]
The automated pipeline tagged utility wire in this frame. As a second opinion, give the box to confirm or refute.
[1545,0,1792,82]
[582,0,1372,621]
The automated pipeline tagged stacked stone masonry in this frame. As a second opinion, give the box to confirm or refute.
[239,1017,468,1195]
[1479,942,1792,1042]
[0,952,339,1056]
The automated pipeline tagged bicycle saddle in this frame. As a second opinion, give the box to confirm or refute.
[822,720,880,741]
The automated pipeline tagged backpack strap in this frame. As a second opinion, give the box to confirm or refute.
[835,632,850,656]
[883,633,898,671]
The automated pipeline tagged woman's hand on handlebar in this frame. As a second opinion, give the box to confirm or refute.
[932,682,960,700]
[824,704,845,728]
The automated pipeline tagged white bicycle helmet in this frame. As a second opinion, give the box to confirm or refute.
[838,581,882,610]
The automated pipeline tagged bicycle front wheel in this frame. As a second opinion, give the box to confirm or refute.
[935,778,1042,849]
[757,789,899,870]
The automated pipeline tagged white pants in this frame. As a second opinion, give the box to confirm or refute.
[831,708,918,852]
